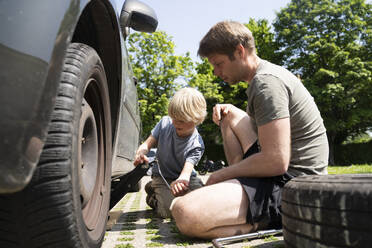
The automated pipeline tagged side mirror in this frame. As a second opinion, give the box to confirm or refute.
[120,0,158,38]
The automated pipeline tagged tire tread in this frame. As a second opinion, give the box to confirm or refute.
[282,174,372,248]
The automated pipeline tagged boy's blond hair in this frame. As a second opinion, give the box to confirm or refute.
[168,87,207,126]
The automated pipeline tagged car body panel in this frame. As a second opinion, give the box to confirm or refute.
[0,0,82,193]
[0,0,156,193]
[112,40,141,177]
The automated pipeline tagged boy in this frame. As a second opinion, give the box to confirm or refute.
[134,87,207,218]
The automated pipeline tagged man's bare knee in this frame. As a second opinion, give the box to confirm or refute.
[220,111,234,129]
[172,199,191,235]
[171,198,201,237]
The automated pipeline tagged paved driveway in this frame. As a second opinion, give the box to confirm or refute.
[102,175,284,248]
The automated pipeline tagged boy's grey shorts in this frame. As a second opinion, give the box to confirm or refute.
[149,175,204,218]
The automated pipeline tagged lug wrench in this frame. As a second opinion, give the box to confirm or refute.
[212,229,282,248]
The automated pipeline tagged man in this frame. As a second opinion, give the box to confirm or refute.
[170,21,329,239]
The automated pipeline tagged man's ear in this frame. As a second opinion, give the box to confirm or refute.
[235,44,245,58]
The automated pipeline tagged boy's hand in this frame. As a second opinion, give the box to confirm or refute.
[170,179,189,197]
[133,135,156,166]
[134,154,148,166]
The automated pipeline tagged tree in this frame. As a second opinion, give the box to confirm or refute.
[127,31,194,139]
[188,59,225,161]
[273,0,372,164]
[189,18,279,162]
[247,19,283,65]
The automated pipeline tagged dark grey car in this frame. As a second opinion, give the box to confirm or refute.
[0,0,157,247]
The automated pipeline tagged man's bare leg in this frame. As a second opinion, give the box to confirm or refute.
[171,179,256,239]
[220,117,244,165]
[220,107,257,165]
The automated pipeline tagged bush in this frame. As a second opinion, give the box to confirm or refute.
[203,142,225,162]
[335,140,372,165]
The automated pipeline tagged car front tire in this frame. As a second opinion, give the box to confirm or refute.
[0,43,112,248]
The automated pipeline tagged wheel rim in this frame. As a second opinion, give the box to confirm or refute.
[79,99,98,209]
[80,77,108,232]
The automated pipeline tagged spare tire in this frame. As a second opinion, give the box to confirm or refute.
[282,174,372,248]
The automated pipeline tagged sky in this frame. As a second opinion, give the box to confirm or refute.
[139,0,291,61]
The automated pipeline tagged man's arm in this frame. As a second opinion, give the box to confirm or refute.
[206,117,290,185]
[134,135,157,166]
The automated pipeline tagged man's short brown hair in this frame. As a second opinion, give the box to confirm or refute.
[198,21,256,60]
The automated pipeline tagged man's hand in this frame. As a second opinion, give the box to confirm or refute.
[212,104,233,126]
[205,169,226,186]
[170,179,189,197]
[134,154,149,166]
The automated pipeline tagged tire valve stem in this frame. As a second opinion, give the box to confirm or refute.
[82,137,86,144]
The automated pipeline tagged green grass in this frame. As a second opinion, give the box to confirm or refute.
[146,235,162,241]
[146,222,159,229]
[170,225,179,234]
[121,224,136,231]
[114,244,134,248]
[146,242,164,247]
[174,233,195,246]
[117,237,134,242]
[175,242,194,246]
[146,229,159,235]
[263,235,279,242]
[328,164,372,174]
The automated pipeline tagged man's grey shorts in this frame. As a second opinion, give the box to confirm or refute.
[237,141,293,229]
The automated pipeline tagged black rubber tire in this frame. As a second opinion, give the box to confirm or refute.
[282,174,372,248]
[0,43,112,248]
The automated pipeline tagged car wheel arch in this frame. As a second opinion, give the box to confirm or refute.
[72,0,123,141]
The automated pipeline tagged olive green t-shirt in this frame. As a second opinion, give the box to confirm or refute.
[246,60,328,176]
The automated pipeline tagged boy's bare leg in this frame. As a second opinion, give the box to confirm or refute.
[171,179,256,239]
[220,107,257,165]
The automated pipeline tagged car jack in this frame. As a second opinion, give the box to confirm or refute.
[110,161,155,209]
[212,229,282,248]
